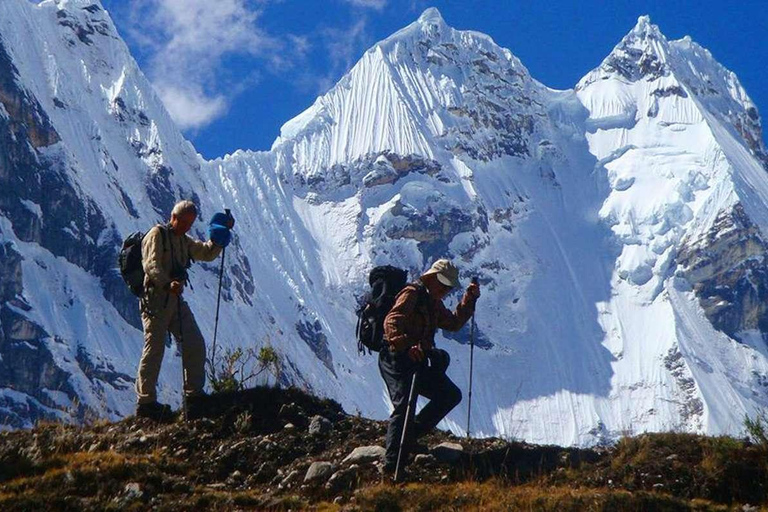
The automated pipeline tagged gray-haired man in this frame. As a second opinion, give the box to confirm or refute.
[135,200,233,420]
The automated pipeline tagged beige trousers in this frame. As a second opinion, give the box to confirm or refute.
[135,295,206,405]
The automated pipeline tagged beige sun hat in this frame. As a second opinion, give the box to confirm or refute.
[423,259,461,288]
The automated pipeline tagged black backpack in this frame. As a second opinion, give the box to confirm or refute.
[119,225,168,297]
[356,266,430,354]
[356,266,408,354]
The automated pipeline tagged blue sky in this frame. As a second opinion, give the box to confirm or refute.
[101,0,768,160]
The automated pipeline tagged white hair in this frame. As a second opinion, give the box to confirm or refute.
[171,200,198,218]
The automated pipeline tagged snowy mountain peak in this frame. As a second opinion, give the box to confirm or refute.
[417,7,446,25]
[577,14,766,171]
[272,8,538,174]
[589,15,673,84]
[629,15,660,39]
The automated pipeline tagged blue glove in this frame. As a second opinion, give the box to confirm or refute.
[209,224,231,248]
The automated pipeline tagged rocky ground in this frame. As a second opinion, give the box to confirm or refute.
[1,386,767,511]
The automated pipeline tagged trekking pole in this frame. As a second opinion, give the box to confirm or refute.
[179,294,187,418]
[209,208,230,379]
[395,369,419,483]
[466,277,478,438]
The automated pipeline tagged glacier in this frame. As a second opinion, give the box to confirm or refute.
[1,1,768,447]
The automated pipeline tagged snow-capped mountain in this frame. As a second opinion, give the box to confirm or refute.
[2,1,768,447]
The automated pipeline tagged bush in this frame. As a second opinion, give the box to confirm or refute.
[207,345,281,393]
[744,409,768,448]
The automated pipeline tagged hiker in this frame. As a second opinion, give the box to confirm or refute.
[379,259,480,473]
[135,200,234,420]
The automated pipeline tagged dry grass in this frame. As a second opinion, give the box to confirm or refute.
[352,480,730,512]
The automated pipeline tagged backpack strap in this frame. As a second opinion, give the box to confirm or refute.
[409,280,430,310]
[409,280,435,345]
[157,223,169,253]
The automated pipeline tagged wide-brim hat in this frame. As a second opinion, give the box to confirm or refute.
[422,259,461,288]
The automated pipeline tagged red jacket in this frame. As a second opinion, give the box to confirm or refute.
[383,281,476,352]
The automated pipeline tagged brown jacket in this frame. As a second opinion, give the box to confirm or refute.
[140,225,222,311]
[383,281,476,352]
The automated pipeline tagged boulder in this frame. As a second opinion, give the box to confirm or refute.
[304,461,334,483]
[325,464,359,492]
[342,445,386,464]
[430,442,464,463]
[308,415,332,435]
[414,453,435,465]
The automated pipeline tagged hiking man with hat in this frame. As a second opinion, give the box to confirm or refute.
[380,258,480,474]
[135,200,234,420]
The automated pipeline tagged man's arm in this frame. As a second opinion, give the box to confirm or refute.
[187,237,223,262]
[383,287,419,352]
[142,226,170,289]
[435,292,476,332]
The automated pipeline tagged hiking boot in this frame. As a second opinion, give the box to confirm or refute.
[184,393,208,421]
[136,401,173,421]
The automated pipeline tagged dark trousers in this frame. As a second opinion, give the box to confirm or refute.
[378,348,462,466]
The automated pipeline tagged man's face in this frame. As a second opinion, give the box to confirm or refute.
[424,274,453,300]
[170,212,196,235]
[433,279,454,300]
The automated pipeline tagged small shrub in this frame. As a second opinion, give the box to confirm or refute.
[234,410,252,433]
[208,344,282,393]
[744,409,768,448]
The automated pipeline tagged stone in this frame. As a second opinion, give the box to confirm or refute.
[304,461,334,483]
[124,482,143,500]
[414,454,435,464]
[308,415,332,435]
[430,442,464,463]
[279,469,300,489]
[326,465,359,492]
[342,445,386,464]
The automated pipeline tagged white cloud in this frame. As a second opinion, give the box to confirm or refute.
[153,84,227,131]
[122,0,280,130]
[343,0,388,10]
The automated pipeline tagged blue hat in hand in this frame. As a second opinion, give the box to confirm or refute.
[209,211,233,248]
[209,224,231,248]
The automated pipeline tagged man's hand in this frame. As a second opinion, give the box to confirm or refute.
[407,344,426,362]
[169,280,183,296]
[467,281,481,300]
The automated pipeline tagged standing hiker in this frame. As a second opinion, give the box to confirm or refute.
[135,200,233,420]
[379,259,480,474]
